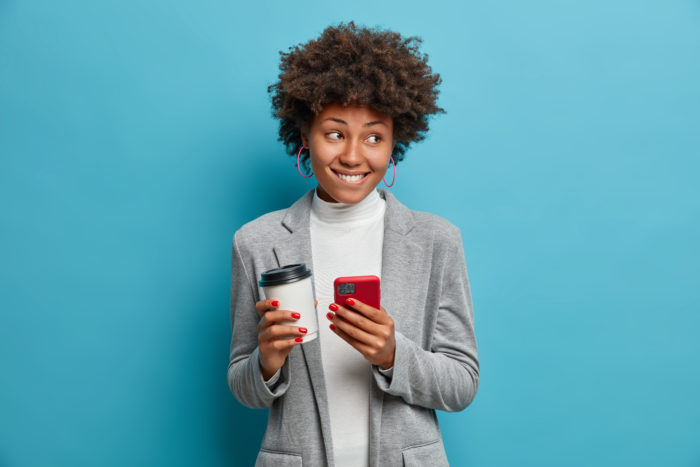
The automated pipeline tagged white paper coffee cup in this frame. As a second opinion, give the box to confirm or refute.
[259,264,318,343]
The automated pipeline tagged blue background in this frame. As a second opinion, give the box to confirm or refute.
[2,1,699,466]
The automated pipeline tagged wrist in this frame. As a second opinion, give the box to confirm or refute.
[379,353,394,370]
[260,362,278,381]
[379,341,396,370]
[258,353,278,380]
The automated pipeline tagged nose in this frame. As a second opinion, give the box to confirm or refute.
[338,139,363,167]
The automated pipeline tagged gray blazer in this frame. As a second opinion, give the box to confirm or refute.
[228,188,479,466]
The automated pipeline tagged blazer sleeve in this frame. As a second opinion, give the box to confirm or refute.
[372,228,479,412]
[227,231,291,408]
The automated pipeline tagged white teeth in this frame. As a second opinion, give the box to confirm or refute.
[337,173,365,182]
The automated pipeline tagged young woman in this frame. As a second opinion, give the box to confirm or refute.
[228,22,479,467]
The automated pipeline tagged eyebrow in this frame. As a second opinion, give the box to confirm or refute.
[323,117,388,127]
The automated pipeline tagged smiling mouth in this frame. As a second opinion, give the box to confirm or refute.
[332,169,369,184]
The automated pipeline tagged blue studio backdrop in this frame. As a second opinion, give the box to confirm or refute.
[1,1,699,466]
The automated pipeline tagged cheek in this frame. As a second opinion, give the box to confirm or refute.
[309,143,334,166]
[310,148,334,175]
[370,154,392,172]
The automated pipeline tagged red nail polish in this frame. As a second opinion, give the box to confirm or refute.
[329,324,335,331]
[295,337,303,342]
[326,312,334,321]
[299,327,307,334]
[271,300,279,307]
[291,312,301,319]
[345,298,355,306]
[329,303,338,311]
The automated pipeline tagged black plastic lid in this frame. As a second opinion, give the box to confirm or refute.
[259,264,312,287]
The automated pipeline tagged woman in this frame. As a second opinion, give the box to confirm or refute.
[228,22,479,467]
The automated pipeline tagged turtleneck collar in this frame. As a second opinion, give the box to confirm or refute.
[311,187,385,225]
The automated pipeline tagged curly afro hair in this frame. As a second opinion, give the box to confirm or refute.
[268,21,445,169]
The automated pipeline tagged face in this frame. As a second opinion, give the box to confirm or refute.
[301,103,394,204]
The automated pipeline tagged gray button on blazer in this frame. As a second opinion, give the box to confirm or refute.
[228,188,479,466]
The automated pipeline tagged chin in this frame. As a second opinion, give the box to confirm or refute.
[320,187,372,204]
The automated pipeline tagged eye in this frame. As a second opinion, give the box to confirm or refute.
[327,131,342,140]
[367,134,381,144]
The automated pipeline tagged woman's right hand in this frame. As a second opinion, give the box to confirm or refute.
[255,298,314,381]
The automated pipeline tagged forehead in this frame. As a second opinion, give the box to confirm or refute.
[314,102,392,126]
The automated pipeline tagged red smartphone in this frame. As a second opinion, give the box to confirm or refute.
[334,275,381,310]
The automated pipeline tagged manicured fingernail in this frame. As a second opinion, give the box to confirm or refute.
[329,324,335,331]
[299,327,307,334]
[326,312,334,321]
[295,337,303,342]
[329,303,338,311]
[345,298,355,306]
[291,312,301,319]
[271,300,279,307]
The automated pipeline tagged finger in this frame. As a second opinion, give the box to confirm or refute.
[257,309,301,330]
[262,324,308,341]
[341,298,389,324]
[255,298,280,316]
[330,313,379,347]
[330,322,375,356]
[314,299,318,308]
[264,336,304,352]
[333,304,383,335]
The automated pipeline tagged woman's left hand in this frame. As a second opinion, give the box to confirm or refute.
[327,298,395,370]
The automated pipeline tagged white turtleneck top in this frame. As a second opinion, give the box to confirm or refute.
[310,187,385,467]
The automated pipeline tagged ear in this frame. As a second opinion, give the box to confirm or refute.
[300,131,309,148]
